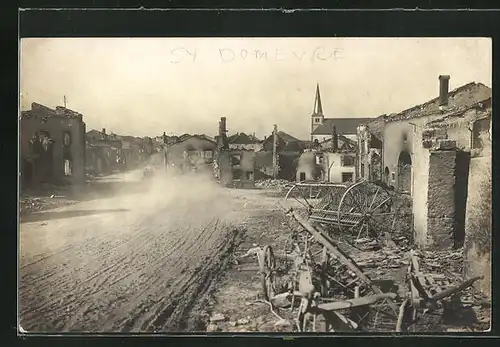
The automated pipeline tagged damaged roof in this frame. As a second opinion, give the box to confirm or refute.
[425,98,492,128]
[21,102,84,121]
[360,115,388,140]
[386,82,492,123]
[312,118,374,135]
[228,132,261,144]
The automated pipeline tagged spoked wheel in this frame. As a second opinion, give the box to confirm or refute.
[284,183,316,212]
[284,183,342,214]
[260,245,277,301]
[337,181,395,240]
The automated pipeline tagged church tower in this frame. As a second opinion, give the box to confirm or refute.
[311,83,325,141]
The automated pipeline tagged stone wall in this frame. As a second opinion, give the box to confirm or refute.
[426,150,457,249]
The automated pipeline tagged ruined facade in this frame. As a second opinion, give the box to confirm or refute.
[215,117,256,188]
[85,129,124,176]
[20,102,86,186]
[356,116,385,182]
[378,76,491,253]
[297,127,357,183]
[165,135,216,175]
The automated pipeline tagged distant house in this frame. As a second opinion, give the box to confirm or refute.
[258,129,307,181]
[85,128,122,175]
[261,130,307,153]
[310,83,372,142]
[296,129,357,183]
[228,132,262,151]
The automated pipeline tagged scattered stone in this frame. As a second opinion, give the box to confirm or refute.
[229,321,237,327]
[206,324,220,332]
[272,292,292,308]
[237,318,250,325]
[258,321,276,332]
[210,313,226,323]
[274,319,292,328]
[256,316,265,325]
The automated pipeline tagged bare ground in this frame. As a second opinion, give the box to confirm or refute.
[19,171,258,333]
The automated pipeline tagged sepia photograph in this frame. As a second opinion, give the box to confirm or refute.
[19,37,492,334]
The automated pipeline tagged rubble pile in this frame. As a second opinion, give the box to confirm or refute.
[255,179,291,190]
[255,179,294,197]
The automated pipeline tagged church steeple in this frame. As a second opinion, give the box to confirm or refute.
[313,83,323,115]
[311,83,326,141]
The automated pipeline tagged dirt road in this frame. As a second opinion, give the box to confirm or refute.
[19,171,270,333]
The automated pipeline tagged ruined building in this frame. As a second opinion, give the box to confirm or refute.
[20,102,86,186]
[297,125,357,183]
[356,115,386,182]
[164,134,217,175]
[215,117,256,188]
[310,83,372,142]
[228,132,263,152]
[382,77,491,251]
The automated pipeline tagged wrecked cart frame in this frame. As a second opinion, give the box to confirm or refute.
[242,203,483,332]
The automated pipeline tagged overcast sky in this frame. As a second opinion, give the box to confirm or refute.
[20,38,491,140]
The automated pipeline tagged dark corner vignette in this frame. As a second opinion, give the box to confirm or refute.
[15,8,499,342]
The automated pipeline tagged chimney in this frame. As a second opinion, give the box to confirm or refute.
[220,117,227,135]
[102,128,106,135]
[332,125,339,152]
[438,75,450,106]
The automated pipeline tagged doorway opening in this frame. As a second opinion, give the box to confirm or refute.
[397,151,412,194]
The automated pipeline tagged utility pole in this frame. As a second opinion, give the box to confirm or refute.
[272,124,278,179]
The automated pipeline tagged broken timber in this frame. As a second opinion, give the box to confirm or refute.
[283,206,399,314]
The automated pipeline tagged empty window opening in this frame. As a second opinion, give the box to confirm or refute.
[64,159,72,176]
[342,172,354,183]
[315,118,320,123]
[299,172,306,181]
[342,155,354,167]
[231,154,241,166]
[245,171,254,180]
[63,131,72,147]
[232,169,242,180]
[361,163,365,177]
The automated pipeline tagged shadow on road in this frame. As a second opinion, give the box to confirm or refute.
[20,208,130,223]
[75,181,147,202]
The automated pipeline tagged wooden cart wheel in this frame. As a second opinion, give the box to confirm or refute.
[260,245,277,301]
[284,183,315,212]
[337,181,395,240]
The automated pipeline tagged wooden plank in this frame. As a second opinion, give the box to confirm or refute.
[317,293,397,311]
[284,207,399,314]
